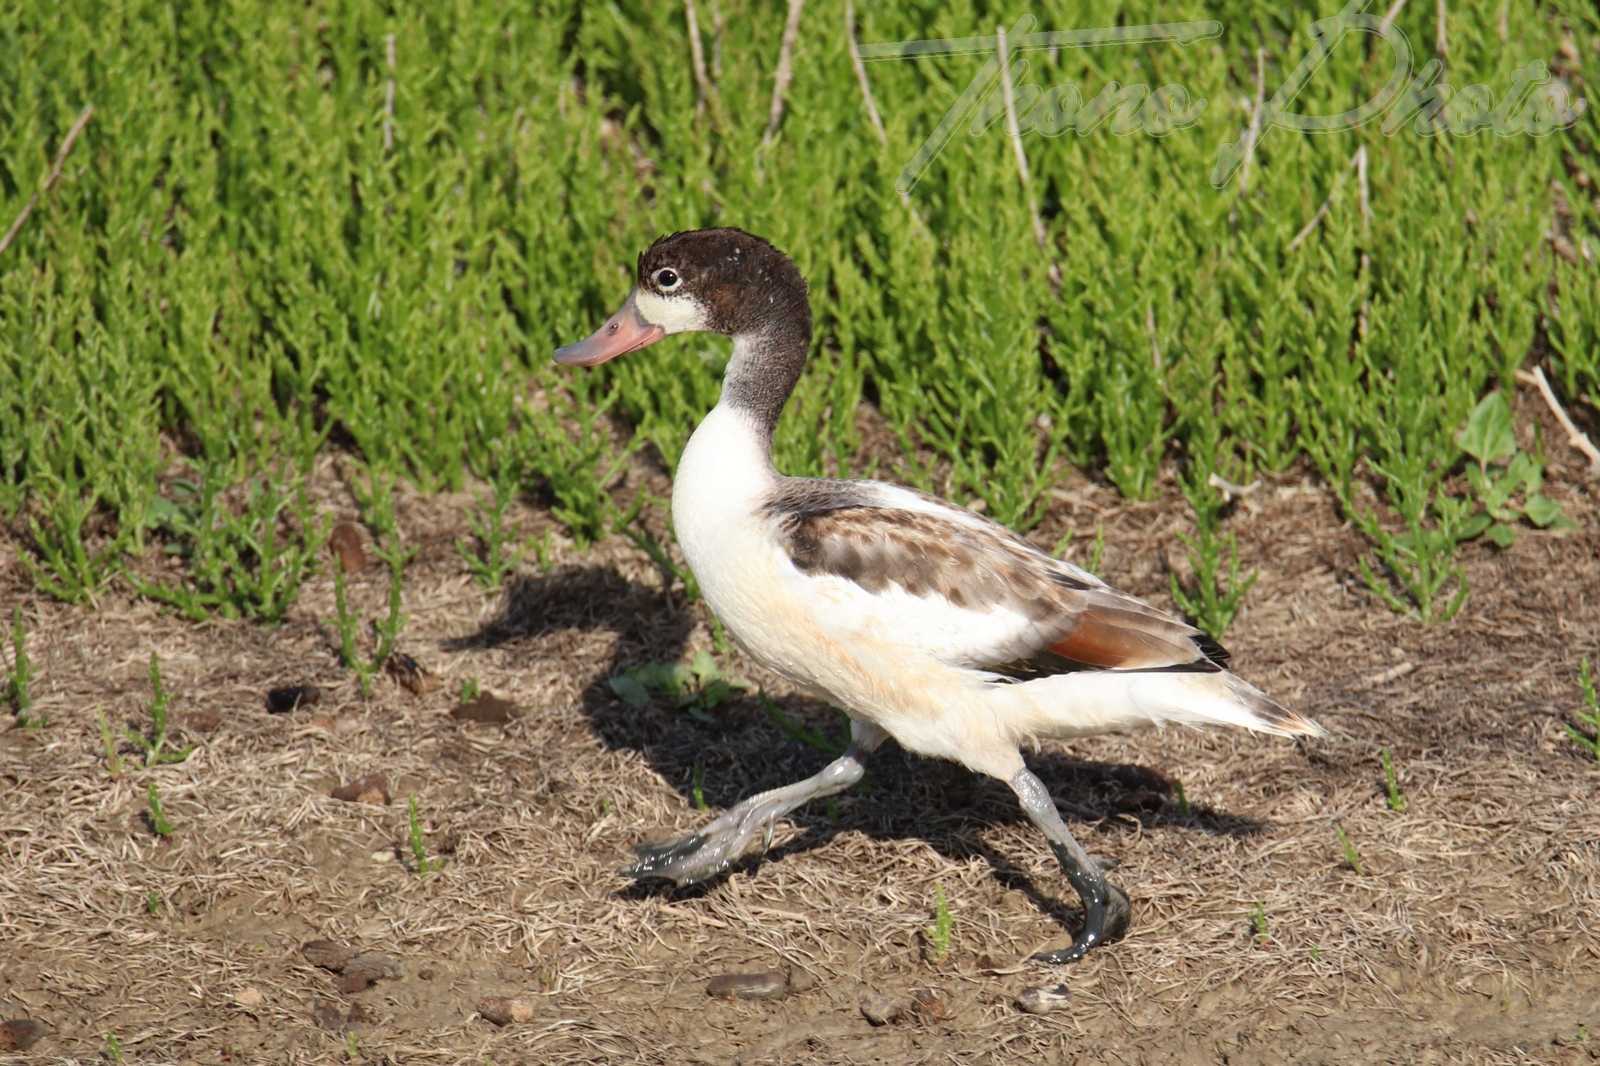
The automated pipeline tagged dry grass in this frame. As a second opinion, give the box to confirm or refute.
[2,451,1598,1065]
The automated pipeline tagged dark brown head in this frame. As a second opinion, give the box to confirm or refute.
[554,228,810,367]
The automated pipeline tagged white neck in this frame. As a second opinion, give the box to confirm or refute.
[672,395,777,548]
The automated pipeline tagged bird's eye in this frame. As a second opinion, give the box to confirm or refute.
[652,267,682,292]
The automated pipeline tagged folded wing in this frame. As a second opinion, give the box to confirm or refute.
[765,479,1225,676]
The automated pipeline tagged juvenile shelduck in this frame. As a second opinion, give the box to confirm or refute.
[556,228,1323,962]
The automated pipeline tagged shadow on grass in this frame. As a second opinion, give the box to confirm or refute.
[452,565,1265,931]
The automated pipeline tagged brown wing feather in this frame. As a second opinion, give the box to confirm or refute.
[766,483,1225,674]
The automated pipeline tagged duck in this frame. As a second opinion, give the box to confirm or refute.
[555,227,1323,963]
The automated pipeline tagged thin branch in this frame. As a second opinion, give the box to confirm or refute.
[709,0,725,81]
[1355,144,1370,232]
[1496,1,1508,42]
[1517,367,1600,478]
[1378,0,1408,34]
[1287,148,1367,253]
[845,0,886,145]
[684,0,715,117]
[763,0,806,145]
[1238,48,1267,194]
[1435,0,1447,58]
[1208,472,1262,500]
[0,105,95,258]
[997,23,1057,286]
[383,34,397,153]
[1146,304,1162,371]
[1286,198,1334,253]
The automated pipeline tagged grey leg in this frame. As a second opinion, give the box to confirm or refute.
[1010,768,1132,963]
[626,719,888,885]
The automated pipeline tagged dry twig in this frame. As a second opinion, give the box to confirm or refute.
[684,0,715,117]
[997,24,1058,287]
[0,105,94,258]
[1288,148,1369,253]
[1239,48,1267,195]
[383,34,397,153]
[1516,366,1600,478]
[844,0,886,145]
[763,0,806,145]
[1379,0,1409,34]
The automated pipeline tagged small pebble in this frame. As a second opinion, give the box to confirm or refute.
[706,970,789,1000]
[181,709,222,733]
[0,1019,45,1051]
[337,971,374,994]
[311,998,347,1031]
[479,996,537,1026]
[451,693,522,725]
[1016,982,1073,1015]
[339,951,402,992]
[234,987,265,1010]
[330,773,390,806]
[265,684,321,714]
[302,940,356,972]
[859,992,905,1026]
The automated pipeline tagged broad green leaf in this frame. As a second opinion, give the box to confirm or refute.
[607,673,650,708]
[1523,494,1567,528]
[1456,392,1516,467]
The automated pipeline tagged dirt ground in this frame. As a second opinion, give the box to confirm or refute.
[2,413,1599,1065]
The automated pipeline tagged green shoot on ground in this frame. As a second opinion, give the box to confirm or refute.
[1567,658,1600,761]
[691,762,708,811]
[334,544,412,697]
[927,884,954,961]
[5,607,39,727]
[1249,901,1269,944]
[1380,748,1408,813]
[1336,825,1363,876]
[126,654,193,768]
[456,474,524,590]
[407,797,438,876]
[1173,780,1191,818]
[97,712,123,778]
[145,782,174,837]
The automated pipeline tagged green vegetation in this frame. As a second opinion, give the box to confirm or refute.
[1249,901,1269,945]
[5,608,39,727]
[927,884,954,961]
[0,2,1593,631]
[1336,824,1364,876]
[609,650,744,723]
[1380,748,1408,813]
[98,712,123,777]
[334,546,411,697]
[691,761,709,811]
[1568,658,1600,761]
[145,782,175,837]
[407,797,440,876]
[127,654,193,768]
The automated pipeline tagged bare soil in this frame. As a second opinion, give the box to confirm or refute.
[2,437,1599,1065]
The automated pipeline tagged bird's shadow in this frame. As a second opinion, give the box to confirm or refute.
[451,565,1264,926]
